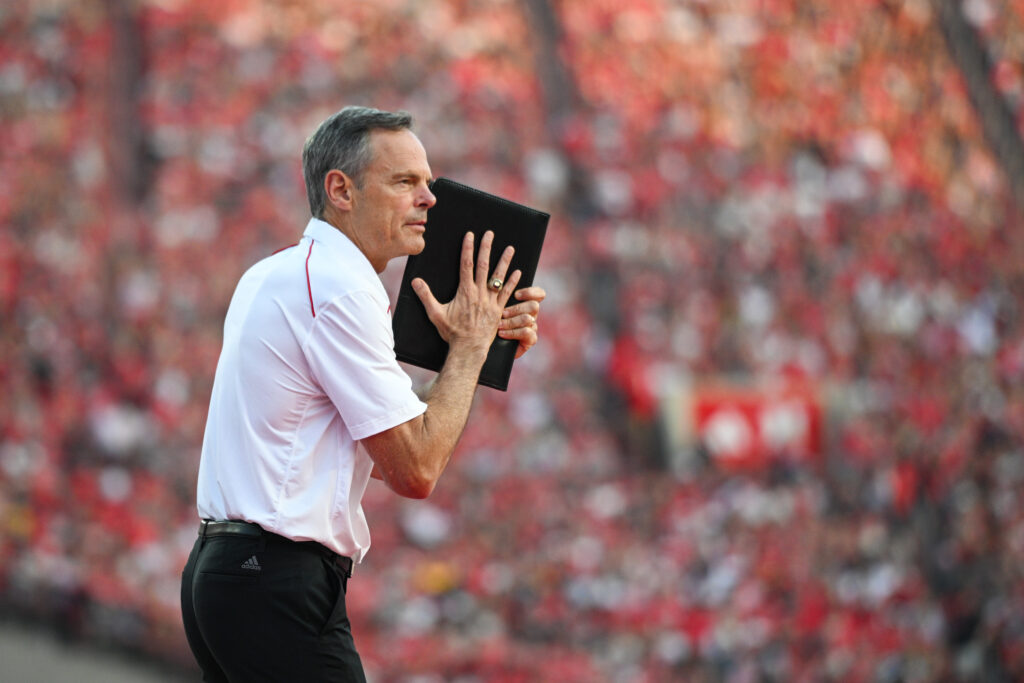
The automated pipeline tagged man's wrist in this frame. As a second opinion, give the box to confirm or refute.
[446,336,492,361]
[426,337,489,406]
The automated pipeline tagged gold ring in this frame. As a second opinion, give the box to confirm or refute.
[489,278,503,291]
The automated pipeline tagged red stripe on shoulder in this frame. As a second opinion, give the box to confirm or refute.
[272,242,299,255]
[305,241,316,318]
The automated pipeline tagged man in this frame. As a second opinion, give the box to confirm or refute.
[180,106,545,681]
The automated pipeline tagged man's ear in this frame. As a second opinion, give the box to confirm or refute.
[324,169,355,211]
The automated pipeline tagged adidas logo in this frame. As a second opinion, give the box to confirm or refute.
[241,555,261,571]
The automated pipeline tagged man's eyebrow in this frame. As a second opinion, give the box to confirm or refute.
[392,171,433,183]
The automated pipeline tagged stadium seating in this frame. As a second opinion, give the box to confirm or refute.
[2,0,1023,679]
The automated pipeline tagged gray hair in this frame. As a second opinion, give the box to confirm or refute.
[301,106,414,218]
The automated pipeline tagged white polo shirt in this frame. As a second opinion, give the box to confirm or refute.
[196,218,427,562]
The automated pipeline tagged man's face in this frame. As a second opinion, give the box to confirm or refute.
[348,129,436,272]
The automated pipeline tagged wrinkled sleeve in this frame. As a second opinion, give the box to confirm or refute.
[305,291,427,441]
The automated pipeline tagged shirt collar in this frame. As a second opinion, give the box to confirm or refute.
[302,217,376,273]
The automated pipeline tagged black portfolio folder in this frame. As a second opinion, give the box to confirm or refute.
[392,178,549,391]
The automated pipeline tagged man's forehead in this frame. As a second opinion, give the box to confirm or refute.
[367,129,431,174]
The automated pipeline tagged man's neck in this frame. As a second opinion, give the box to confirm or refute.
[318,210,385,273]
[320,210,360,249]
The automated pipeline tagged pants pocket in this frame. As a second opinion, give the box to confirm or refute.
[317,556,350,637]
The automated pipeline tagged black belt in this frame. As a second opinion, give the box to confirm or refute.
[199,519,353,576]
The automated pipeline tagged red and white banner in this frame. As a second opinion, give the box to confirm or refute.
[690,381,823,469]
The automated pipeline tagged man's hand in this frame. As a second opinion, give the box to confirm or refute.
[498,286,545,358]
[365,231,540,499]
[411,230,521,353]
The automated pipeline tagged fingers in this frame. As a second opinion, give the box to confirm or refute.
[498,319,538,359]
[411,278,448,337]
[497,318,537,339]
[499,282,541,358]
[513,286,546,304]
[499,311,537,331]
[443,232,522,350]
[506,285,545,321]
[475,231,494,288]
[496,269,522,307]
[501,286,543,334]
[498,286,537,335]
[489,244,515,291]
[459,231,476,290]
[465,231,515,297]
[411,276,438,308]
[477,231,515,297]
[502,299,541,321]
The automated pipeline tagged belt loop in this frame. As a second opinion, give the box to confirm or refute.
[197,519,209,549]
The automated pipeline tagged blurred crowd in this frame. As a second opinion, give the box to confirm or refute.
[2,0,1024,680]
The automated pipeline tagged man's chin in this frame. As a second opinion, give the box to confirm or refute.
[407,237,426,255]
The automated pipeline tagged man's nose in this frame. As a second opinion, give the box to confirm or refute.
[417,184,437,208]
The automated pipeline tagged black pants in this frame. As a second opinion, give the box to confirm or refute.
[180,524,365,682]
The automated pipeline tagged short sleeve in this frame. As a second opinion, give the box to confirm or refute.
[305,291,427,440]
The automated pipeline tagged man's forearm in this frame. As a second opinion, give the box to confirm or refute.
[363,339,488,498]
[366,230,518,497]
[415,340,489,476]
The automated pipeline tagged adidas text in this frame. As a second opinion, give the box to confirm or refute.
[241,555,261,571]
